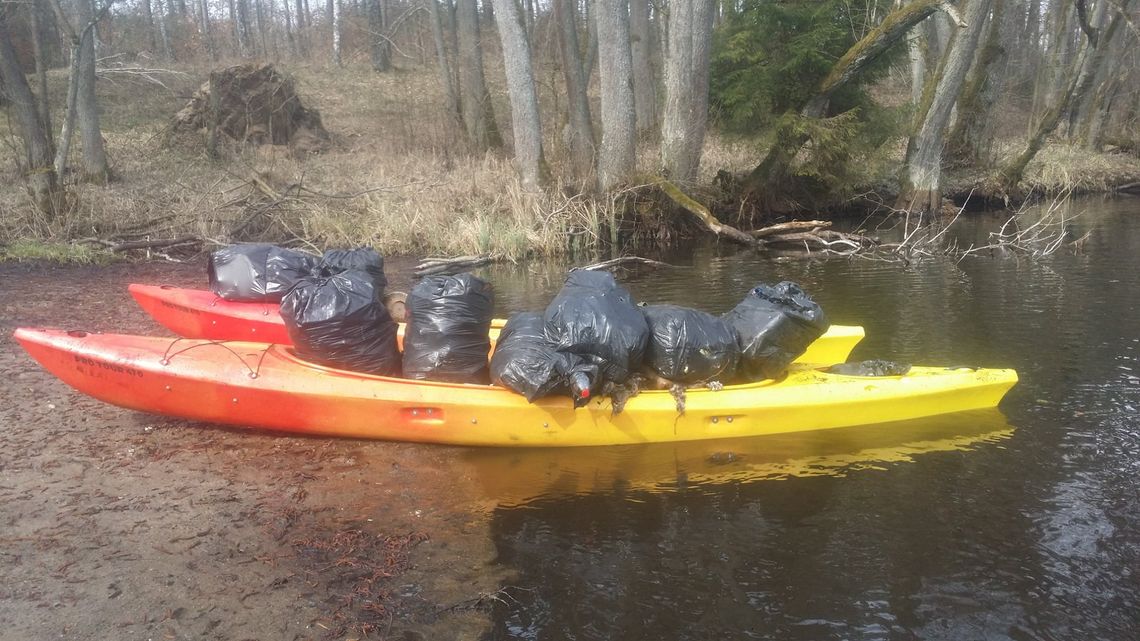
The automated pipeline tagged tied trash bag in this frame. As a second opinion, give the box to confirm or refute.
[279,272,401,375]
[208,244,317,302]
[543,270,649,385]
[490,313,598,405]
[315,247,388,296]
[642,305,739,384]
[402,273,494,383]
[723,281,829,381]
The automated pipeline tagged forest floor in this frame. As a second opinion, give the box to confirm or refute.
[2,58,1139,262]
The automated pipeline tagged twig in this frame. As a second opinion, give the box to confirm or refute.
[579,256,675,271]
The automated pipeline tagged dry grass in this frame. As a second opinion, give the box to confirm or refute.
[2,58,1138,260]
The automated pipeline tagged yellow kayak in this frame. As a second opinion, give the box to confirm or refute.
[15,328,1017,448]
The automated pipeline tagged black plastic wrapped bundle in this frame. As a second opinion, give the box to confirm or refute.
[279,271,401,375]
[207,244,317,302]
[722,281,829,381]
[402,273,495,383]
[542,270,649,385]
[490,312,598,405]
[315,247,388,296]
[642,304,739,384]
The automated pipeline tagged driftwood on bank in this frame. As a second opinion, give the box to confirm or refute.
[655,178,757,246]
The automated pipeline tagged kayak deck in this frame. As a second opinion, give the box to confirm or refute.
[127,283,867,365]
[15,327,1018,448]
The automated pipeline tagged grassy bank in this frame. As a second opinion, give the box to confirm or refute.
[2,60,1138,262]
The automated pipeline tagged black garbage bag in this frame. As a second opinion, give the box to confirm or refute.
[642,304,739,384]
[402,272,494,383]
[490,312,598,405]
[279,271,401,375]
[722,281,830,381]
[208,244,317,302]
[315,247,388,296]
[542,270,649,385]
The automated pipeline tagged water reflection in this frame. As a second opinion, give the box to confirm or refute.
[464,410,1015,508]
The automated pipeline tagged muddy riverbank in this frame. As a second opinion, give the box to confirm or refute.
[1,261,504,640]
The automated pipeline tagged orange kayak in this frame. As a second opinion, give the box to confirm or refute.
[14,327,1016,447]
[127,283,867,365]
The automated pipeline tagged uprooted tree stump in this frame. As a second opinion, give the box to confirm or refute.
[167,63,330,157]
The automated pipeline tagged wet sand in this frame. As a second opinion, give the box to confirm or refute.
[1,261,503,640]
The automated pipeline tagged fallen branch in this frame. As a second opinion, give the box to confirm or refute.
[749,220,831,238]
[579,256,675,271]
[765,229,876,250]
[109,235,201,253]
[413,255,497,277]
[655,177,756,246]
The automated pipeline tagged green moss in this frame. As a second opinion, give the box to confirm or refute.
[0,241,115,264]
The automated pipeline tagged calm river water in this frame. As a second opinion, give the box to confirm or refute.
[5,196,1138,640]
[471,196,1140,640]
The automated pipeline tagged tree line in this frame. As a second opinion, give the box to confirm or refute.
[1,0,1138,224]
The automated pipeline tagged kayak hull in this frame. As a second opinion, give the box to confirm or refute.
[15,328,1018,448]
[127,283,867,365]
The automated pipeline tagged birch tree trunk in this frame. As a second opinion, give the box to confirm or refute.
[898,0,993,216]
[457,0,502,150]
[554,0,594,178]
[0,7,63,215]
[661,0,714,182]
[332,0,342,65]
[491,0,546,190]
[629,0,655,134]
[595,0,636,191]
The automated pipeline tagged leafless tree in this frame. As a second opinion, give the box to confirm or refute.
[661,0,714,183]
[595,0,636,191]
[457,0,502,150]
[492,0,546,189]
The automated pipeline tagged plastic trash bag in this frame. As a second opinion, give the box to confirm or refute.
[208,244,317,302]
[490,312,598,405]
[315,247,388,296]
[279,271,401,375]
[402,272,495,383]
[642,304,739,384]
[722,281,830,381]
[542,270,649,385]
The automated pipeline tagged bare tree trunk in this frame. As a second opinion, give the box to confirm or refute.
[283,0,297,55]
[743,0,964,198]
[199,0,216,59]
[235,0,252,56]
[998,0,1131,191]
[75,0,109,183]
[947,0,1008,164]
[139,0,158,51]
[254,0,268,57]
[427,0,461,126]
[370,0,391,71]
[0,7,63,215]
[595,0,636,191]
[456,0,502,150]
[294,0,308,54]
[629,0,655,134]
[662,0,714,183]
[332,0,342,65]
[30,0,53,148]
[491,0,546,189]
[156,0,175,59]
[898,0,992,216]
[553,0,594,178]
